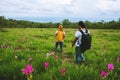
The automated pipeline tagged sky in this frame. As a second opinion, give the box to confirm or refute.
[0,0,120,21]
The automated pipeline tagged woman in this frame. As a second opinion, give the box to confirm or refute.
[55,25,65,53]
[72,21,90,65]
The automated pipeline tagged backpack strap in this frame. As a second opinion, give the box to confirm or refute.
[85,29,88,33]
[80,29,89,35]
[79,30,85,35]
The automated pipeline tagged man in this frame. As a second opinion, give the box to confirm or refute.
[72,21,90,64]
[55,25,65,53]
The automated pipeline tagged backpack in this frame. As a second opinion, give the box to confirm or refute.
[79,29,92,53]
[56,30,65,42]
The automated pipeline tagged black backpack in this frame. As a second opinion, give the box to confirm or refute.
[79,29,92,53]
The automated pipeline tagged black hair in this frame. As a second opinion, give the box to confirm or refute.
[78,21,86,28]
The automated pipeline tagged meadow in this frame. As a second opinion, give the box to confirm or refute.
[0,28,120,80]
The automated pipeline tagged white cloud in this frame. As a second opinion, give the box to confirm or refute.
[97,0,120,11]
[0,0,120,21]
[97,0,120,18]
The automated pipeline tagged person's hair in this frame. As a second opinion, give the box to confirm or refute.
[58,25,63,29]
[78,21,86,28]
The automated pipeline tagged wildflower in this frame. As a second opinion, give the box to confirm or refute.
[101,70,107,78]
[15,55,18,59]
[0,44,5,48]
[46,53,50,58]
[29,57,32,61]
[62,59,66,65]
[117,57,120,63]
[21,64,34,75]
[17,46,21,51]
[4,45,10,49]
[44,62,49,70]
[51,51,55,55]
[25,47,29,51]
[21,64,34,80]
[21,69,29,75]
[61,68,66,76]
[55,55,59,61]
[108,63,114,71]
[15,46,21,51]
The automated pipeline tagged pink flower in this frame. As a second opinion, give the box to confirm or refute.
[51,51,55,55]
[101,70,107,78]
[0,44,5,48]
[15,46,21,51]
[17,46,21,51]
[108,63,114,71]
[55,55,59,61]
[44,62,49,69]
[4,45,10,49]
[29,57,32,61]
[25,47,29,51]
[21,69,29,75]
[21,64,34,75]
[26,64,34,73]
[117,57,120,63]
[61,68,66,76]
[46,53,50,58]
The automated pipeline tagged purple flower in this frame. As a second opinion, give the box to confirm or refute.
[117,57,120,63]
[55,55,59,61]
[101,70,107,78]
[26,64,34,73]
[21,69,29,75]
[51,51,55,55]
[108,63,114,71]
[61,68,66,76]
[21,64,34,75]
[17,46,21,51]
[4,45,10,49]
[29,57,32,61]
[44,62,49,70]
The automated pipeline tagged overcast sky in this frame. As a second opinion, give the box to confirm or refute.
[0,0,120,21]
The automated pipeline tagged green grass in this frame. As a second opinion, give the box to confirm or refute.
[0,28,120,80]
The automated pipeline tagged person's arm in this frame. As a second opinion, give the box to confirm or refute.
[72,37,78,47]
[55,31,58,37]
[63,31,65,38]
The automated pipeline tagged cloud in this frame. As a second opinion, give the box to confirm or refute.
[97,0,120,18]
[0,0,119,21]
[97,0,120,11]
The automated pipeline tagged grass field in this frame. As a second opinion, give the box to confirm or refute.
[0,28,120,80]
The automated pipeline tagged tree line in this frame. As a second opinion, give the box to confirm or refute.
[0,16,120,29]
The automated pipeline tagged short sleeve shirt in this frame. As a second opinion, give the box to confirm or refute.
[75,29,90,47]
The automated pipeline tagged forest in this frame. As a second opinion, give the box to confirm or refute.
[0,16,120,29]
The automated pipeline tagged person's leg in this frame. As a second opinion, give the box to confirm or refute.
[80,53,87,65]
[75,47,80,64]
[80,53,85,61]
[55,42,58,52]
[60,42,63,52]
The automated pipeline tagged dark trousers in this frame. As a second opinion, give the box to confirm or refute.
[55,42,63,52]
[75,47,85,64]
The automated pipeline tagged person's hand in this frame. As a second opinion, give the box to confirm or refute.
[72,43,74,47]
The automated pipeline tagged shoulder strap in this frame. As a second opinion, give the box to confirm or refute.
[79,30,85,35]
[80,29,89,34]
[85,29,88,33]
